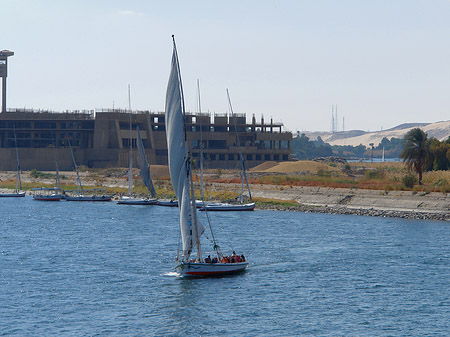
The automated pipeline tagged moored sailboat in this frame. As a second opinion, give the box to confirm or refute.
[118,88,157,205]
[166,36,247,277]
[0,129,25,197]
[199,89,255,211]
[32,187,63,201]
[32,161,64,201]
[65,141,111,202]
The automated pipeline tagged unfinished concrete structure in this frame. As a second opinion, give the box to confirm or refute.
[0,109,292,170]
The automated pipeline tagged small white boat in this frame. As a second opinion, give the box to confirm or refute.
[199,202,255,211]
[0,191,26,198]
[176,262,248,277]
[32,188,63,201]
[195,200,221,208]
[117,196,157,205]
[165,36,248,277]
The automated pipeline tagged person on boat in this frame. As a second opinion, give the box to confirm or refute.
[240,254,245,262]
[230,251,237,262]
[212,257,218,263]
[204,255,211,263]
[236,255,241,263]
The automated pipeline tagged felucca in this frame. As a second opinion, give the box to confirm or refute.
[0,129,25,197]
[118,86,157,205]
[166,36,248,276]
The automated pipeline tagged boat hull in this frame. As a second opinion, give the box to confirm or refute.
[199,202,255,211]
[65,195,112,202]
[0,192,26,198]
[117,198,157,205]
[33,196,61,201]
[176,262,248,277]
[156,200,178,207]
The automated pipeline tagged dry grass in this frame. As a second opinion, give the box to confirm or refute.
[3,161,450,195]
[253,160,342,174]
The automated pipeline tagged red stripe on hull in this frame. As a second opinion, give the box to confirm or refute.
[185,269,246,276]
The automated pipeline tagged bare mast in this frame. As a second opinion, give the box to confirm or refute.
[226,88,252,202]
[128,84,133,197]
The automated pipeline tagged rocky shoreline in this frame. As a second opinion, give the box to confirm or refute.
[236,184,450,221]
[256,203,450,221]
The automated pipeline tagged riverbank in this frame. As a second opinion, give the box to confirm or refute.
[249,184,450,220]
[2,165,450,221]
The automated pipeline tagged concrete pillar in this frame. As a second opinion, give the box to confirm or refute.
[0,50,14,113]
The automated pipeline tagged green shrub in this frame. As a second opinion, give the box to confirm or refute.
[365,169,385,180]
[317,169,331,177]
[402,173,417,189]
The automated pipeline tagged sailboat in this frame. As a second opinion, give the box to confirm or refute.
[199,90,255,211]
[192,79,221,209]
[118,87,157,205]
[65,141,111,202]
[166,36,247,276]
[32,162,63,201]
[0,128,26,197]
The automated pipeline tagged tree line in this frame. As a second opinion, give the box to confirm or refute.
[291,133,403,160]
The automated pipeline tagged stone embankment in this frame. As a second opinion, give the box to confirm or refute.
[214,183,450,221]
[256,203,450,221]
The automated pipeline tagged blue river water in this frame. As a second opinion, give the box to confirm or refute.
[1,197,450,336]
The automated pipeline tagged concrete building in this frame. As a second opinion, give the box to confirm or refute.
[0,109,292,171]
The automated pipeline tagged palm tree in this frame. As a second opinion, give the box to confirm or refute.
[400,128,430,185]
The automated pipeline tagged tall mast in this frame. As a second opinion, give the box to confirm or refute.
[172,35,202,261]
[55,161,60,189]
[13,127,22,192]
[68,140,83,194]
[197,79,204,201]
[128,84,133,197]
[226,88,252,202]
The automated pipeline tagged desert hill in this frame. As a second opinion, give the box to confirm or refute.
[303,120,450,147]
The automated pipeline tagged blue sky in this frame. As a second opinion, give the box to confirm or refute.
[2,0,450,132]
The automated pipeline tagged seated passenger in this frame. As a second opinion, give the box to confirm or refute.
[240,254,245,262]
[204,255,211,263]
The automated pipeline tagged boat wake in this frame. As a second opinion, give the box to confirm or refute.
[162,271,181,278]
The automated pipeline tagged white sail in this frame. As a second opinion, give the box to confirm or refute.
[165,38,204,262]
[136,127,156,197]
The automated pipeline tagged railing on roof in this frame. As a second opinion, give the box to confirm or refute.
[6,108,95,119]
[95,108,159,115]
